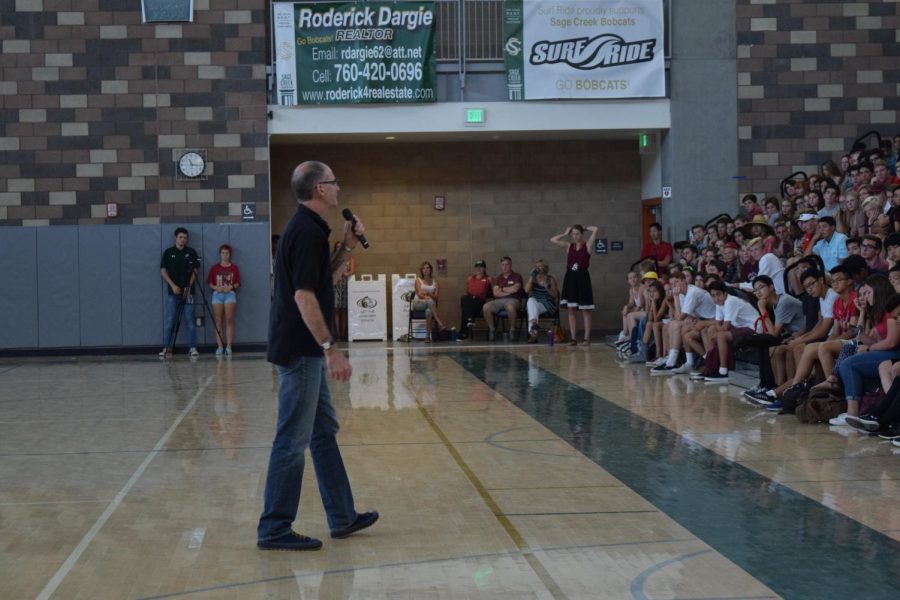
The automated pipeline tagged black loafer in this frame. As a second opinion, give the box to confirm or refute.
[330,511,379,539]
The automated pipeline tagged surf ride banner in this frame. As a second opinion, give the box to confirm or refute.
[504,0,664,100]
[273,1,437,105]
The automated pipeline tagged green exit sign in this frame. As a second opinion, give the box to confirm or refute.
[464,108,485,126]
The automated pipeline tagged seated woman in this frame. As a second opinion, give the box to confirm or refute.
[618,271,645,343]
[831,291,900,426]
[524,260,559,343]
[413,261,447,342]
[629,277,667,363]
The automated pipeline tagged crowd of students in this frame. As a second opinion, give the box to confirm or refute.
[617,134,900,445]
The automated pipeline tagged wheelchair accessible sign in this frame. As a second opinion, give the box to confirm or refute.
[595,238,608,254]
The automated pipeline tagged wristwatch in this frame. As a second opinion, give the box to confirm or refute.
[320,339,336,351]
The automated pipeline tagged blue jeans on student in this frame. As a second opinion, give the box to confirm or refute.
[257,356,357,541]
[838,350,900,399]
[163,293,197,348]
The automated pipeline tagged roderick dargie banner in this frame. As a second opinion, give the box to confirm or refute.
[273,1,436,105]
[504,0,665,100]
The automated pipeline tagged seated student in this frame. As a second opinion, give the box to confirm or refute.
[860,234,889,274]
[844,254,873,288]
[806,216,848,271]
[524,260,559,343]
[650,271,717,374]
[736,237,785,294]
[458,259,492,340]
[890,265,900,293]
[629,278,667,364]
[618,271,645,343]
[746,266,856,403]
[846,236,862,256]
[740,274,807,401]
[753,268,838,410]
[847,360,900,437]
[885,233,900,269]
[700,280,761,383]
[831,286,900,427]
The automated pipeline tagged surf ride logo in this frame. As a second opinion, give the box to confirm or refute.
[529,33,656,70]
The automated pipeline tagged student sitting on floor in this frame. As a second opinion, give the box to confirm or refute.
[700,280,761,383]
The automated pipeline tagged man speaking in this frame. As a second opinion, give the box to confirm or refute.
[258,161,378,551]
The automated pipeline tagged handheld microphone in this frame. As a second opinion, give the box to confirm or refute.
[342,208,370,249]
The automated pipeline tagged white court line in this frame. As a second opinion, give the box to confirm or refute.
[36,376,214,600]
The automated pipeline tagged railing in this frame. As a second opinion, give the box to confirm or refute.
[435,0,504,62]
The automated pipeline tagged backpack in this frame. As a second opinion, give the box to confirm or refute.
[796,389,847,424]
[779,379,813,414]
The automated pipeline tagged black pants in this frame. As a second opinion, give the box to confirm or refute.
[735,334,782,389]
[459,295,486,335]
[869,377,900,426]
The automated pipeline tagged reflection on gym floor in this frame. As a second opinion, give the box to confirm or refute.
[2,344,899,599]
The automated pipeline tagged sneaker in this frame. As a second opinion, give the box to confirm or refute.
[672,363,694,375]
[893,438,900,448]
[488,330,496,342]
[877,426,900,440]
[829,412,848,426]
[690,372,706,381]
[765,400,784,412]
[330,511,379,539]
[746,390,775,406]
[158,348,171,359]
[743,384,764,396]
[627,350,648,364]
[650,357,667,368]
[704,373,730,384]
[189,347,200,358]
[853,414,881,432]
[650,364,678,376]
[225,346,232,355]
[257,531,323,551]
[215,347,224,356]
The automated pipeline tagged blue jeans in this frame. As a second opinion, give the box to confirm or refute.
[837,350,900,399]
[257,356,357,541]
[163,293,197,349]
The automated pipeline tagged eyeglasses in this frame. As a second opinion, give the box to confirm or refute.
[317,179,340,187]
[861,244,879,250]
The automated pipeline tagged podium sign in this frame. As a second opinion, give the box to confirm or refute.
[347,274,387,341]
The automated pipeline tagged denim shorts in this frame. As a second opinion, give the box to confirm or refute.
[211,291,237,305]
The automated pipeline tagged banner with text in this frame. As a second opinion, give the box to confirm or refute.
[504,0,664,100]
[273,1,436,105]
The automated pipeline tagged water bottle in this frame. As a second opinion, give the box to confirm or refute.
[547,330,554,346]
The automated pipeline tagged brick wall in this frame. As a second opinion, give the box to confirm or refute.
[736,0,900,195]
[270,140,643,330]
[0,0,269,226]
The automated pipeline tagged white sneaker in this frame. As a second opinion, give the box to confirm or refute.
[189,347,200,358]
[828,412,848,426]
[672,363,693,375]
[648,357,667,368]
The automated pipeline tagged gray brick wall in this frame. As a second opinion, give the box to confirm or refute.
[0,1,269,226]
[736,0,900,194]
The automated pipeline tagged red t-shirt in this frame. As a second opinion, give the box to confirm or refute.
[832,291,857,334]
[207,263,241,288]
[466,275,492,299]
[640,241,673,262]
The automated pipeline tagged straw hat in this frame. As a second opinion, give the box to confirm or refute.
[738,214,774,239]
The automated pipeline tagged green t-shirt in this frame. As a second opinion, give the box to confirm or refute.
[160,245,199,294]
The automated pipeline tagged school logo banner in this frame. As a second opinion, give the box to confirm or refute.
[273,1,437,105]
[504,0,664,100]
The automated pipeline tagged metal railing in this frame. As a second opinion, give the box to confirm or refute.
[436,0,504,62]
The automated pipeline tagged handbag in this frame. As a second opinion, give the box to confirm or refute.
[552,325,566,343]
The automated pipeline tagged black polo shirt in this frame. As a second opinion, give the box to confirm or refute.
[267,203,334,366]
[160,245,199,294]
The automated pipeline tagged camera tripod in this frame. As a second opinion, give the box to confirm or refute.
[166,273,225,355]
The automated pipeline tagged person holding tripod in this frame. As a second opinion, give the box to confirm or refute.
[258,160,378,551]
[159,227,200,358]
